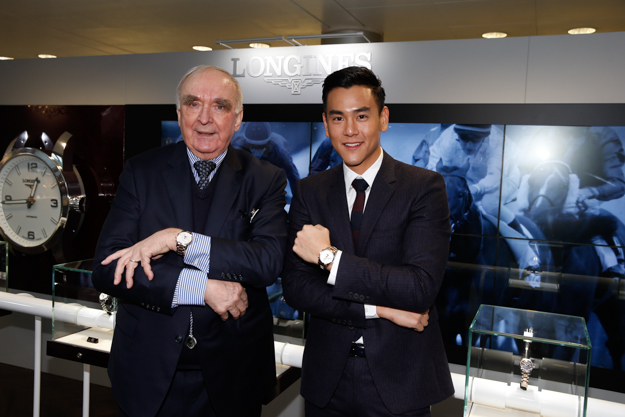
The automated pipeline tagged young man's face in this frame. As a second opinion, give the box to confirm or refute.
[177,70,243,160]
[322,85,389,175]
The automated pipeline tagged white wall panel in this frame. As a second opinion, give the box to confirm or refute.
[0,32,624,106]
[376,37,531,103]
[526,32,625,103]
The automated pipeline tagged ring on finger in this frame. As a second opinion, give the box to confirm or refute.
[129,259,140,263]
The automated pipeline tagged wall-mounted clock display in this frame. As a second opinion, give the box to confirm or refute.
[0,131,86,257]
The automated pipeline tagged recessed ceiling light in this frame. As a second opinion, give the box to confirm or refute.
[249,42,270,49]
[568,27,596,35]
[192,46,212,51]
[38,54,57,59]
[482,32,507,39]
[0,56,14,60]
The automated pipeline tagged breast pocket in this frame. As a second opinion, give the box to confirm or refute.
[224,216,252,238]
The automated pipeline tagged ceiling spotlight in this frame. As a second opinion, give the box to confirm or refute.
[0,56,14,60]
[482,32,507,39]
[192,46,212,51]
[249,42,270,49]
[38,54,57,59]
[568,27,596,35]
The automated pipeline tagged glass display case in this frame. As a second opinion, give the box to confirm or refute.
[52,259,108,338]
[49,258,304,401]
[465,305,591,417]
[50,259,113,367]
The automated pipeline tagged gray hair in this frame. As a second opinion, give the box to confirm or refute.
[175,65,243,113]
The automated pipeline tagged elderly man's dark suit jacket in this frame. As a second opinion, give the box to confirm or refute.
[282,152,454,414]
[92,142,287,417]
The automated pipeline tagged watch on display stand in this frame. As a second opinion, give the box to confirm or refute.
[98,292,116,315]
[519,327,534,390]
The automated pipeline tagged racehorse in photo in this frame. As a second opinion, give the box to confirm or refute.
[520,160,625,370]
[435,162,553,349]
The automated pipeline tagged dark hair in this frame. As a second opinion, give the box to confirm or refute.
[322,66,386,114]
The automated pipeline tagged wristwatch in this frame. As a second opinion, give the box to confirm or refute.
[99,292,115,315]
[318,246,338,270]
[520,327,534,390]
[175,231,193,256]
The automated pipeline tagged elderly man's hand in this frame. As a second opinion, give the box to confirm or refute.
[377,306,430,332]
[101,227,182,288]
[293,224,331,265]
[204,280,248,321]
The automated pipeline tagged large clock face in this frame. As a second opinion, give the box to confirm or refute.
[0,149,68,252]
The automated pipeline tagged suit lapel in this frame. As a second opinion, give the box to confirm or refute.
[203,146,242,238]
[163,142,194,232]
[357,152,396,255]
[326,165,356,254]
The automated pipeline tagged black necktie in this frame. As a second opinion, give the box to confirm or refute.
[351,178,369,247]
[194,160,217,191]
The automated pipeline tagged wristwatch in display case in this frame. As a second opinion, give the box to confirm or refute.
[520,327,534,390]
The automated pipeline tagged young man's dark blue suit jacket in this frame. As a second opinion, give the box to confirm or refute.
[283,152,454,414]
[92,141,288,417]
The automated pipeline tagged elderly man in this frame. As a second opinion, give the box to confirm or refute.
[92,65,288,417]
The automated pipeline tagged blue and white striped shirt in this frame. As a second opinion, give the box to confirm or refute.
[171,148,228,307]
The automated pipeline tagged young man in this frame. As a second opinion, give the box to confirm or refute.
[282,66,454,416]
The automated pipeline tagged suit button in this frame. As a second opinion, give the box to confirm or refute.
[348,292,353,298]
[366,296,370,302]
[238,274,243,280]
[226,273,232,279]
[359,295,365,301]
[145,304,150,309]
[353,293,359,299]
[141,302,145,307]
[175,335,183,343]
[348,326,354,330]
[157,307,161,312]
[331,318,336,323]
[348,320,352,325]
[221,272,225,278]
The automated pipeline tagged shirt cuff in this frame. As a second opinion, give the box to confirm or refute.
[326,250,342,285]
[184,233,211,273]
[365,304,379,319]
[172,268,208,308]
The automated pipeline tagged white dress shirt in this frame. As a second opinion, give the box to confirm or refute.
[326,148,385,321]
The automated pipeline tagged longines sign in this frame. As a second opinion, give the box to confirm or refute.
[230,52,372,95]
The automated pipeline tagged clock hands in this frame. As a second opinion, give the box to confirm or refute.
[1,177,40,208]
[26,177,40,208]
[29,177,40,198]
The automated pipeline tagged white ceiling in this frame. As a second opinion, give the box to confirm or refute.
[1,0,624,59]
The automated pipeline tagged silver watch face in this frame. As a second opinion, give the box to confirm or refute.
[178,231,193,246]
[520,358,534,373]
[319,249,334,265]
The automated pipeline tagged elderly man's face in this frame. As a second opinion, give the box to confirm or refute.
[177,70,243,160]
